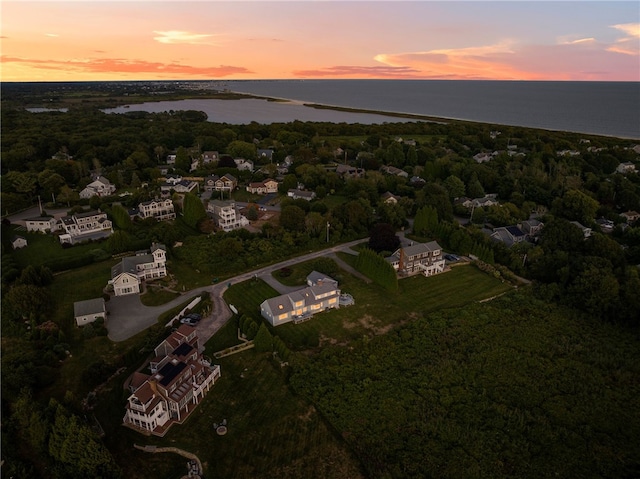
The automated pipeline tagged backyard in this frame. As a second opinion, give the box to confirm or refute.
[225,261,513,350]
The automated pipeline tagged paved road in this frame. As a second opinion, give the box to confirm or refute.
[106,238,367,343]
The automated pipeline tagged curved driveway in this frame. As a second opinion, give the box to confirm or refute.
[107,239,366,343]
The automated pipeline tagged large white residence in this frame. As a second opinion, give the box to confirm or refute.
[123,325,221,436]
[79,176,116,199]
[109,243,167,296]
[260,274,341,327]
[386,241,446,277]
[58,210,113,245]
[138,199,176,221]
[207,200,249,232]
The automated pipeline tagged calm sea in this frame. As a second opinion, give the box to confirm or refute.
[228,80,640,139]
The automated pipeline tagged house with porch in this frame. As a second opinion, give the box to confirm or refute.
[207,200,249,232]
[109,243,167,296]
[138,198,176,221]
[123,325,221,436]
[58,210,113,245]
[386,241,445,277]
[260,282,341,327]
[203,174,237,193]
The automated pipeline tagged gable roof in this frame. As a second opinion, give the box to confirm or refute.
[73,297,105,317]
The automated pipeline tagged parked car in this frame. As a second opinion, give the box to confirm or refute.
[444,254,459,261]
[180,317,198,326]
[187,313,202,321]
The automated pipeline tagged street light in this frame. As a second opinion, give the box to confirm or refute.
[326,222,330,243]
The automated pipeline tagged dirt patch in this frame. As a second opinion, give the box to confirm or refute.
[298,405,316,422]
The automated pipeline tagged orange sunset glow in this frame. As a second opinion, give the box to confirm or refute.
[1,1,639,81]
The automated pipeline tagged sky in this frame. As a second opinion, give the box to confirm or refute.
[1,1,639,81]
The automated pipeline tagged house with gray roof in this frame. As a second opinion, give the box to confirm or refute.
[386,241,445,277]
[73,298,106,327]
[260,283,341,326]
[58,210,113,245]
[11,235,27,249]
[490,225,527,247]
[287,189,316,201]
[306,271,338,288]
[109,243,167,296]
[79,176,116,199]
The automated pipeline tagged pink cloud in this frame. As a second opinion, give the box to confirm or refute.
[1,55,252,78]
[372,36,639,81]
[292,65,423,79]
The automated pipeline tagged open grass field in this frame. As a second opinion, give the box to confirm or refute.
[6,226,109,269]
[49,260,114,330]
[225,261,513,350]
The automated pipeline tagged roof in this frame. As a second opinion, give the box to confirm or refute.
[307,271,337,285]
[128,371,151,391]
[395,241,442,258]
[157,360,187,387]
[506,226,525,237]
[73,297,105,317]
[25,216,54,222]
[264,283,340,316]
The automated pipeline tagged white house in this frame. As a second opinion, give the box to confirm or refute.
[234,158,254,172]
[160,179,198,196]
[73,298,106,327]
[11,235,27,249]
[79,176,116,199]
[58,210,113,245]
[25,216,58,233]
[386,241,445,277]
[616,162,637,174]
[571,221,592,238]
[123,325,221,436]
[207,200,249,232]
[138,199,176,221]
[109,243,167,296]
[260,283,341,327]
[287,189,316,201]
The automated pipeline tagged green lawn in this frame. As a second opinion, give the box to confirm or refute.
[49,260,114,331]
[224,262,513,350]
[6,226,109,269]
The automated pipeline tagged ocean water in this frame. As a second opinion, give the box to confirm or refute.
[228,80,640,139]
